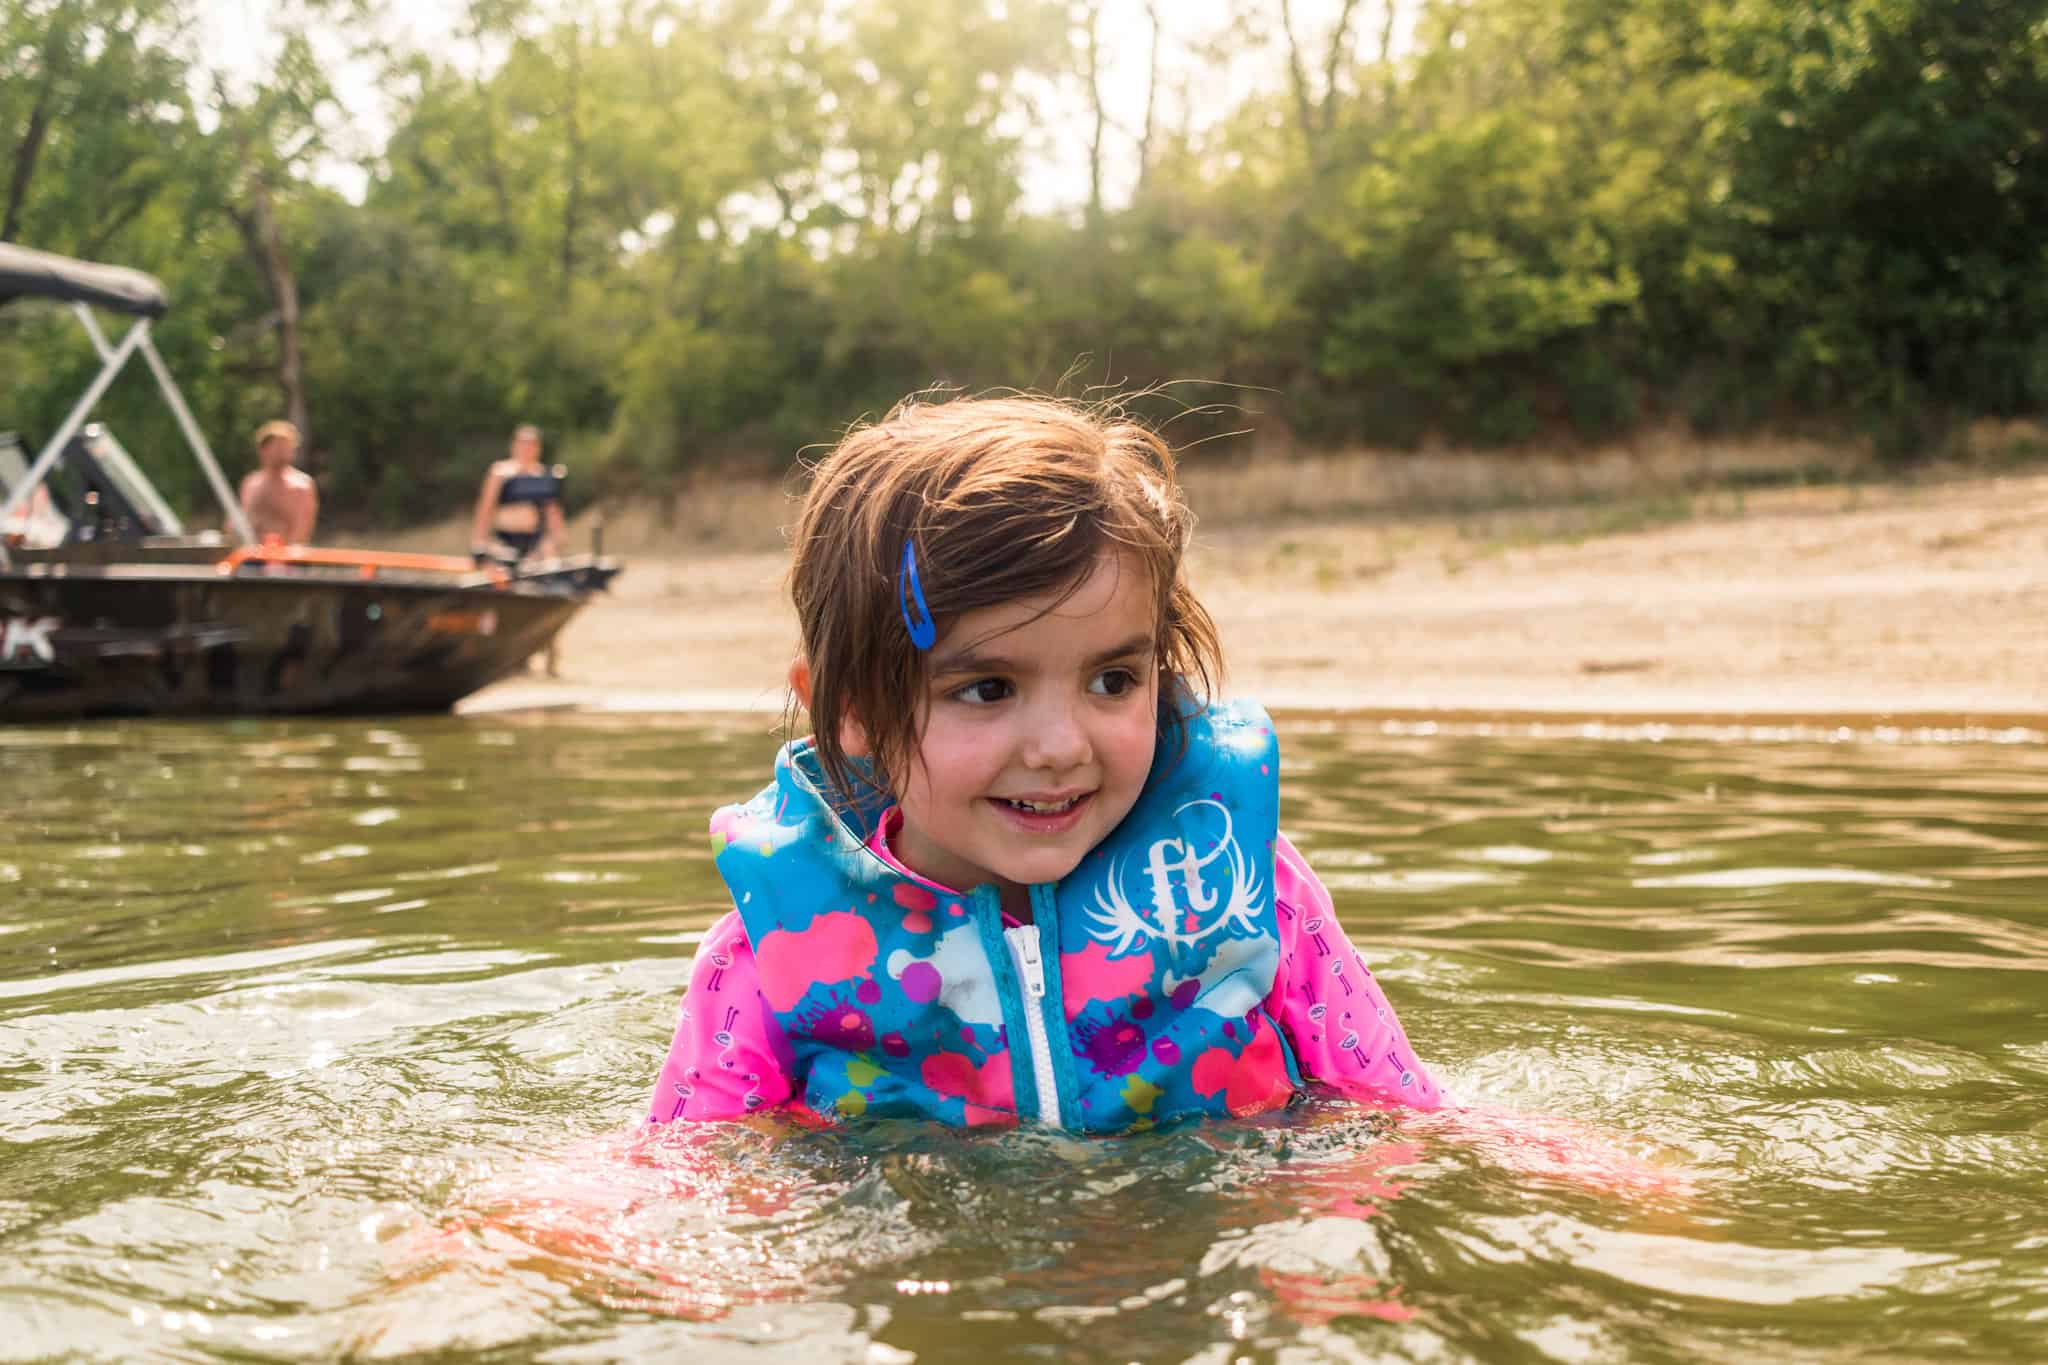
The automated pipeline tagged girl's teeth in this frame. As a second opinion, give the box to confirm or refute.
[1006,796,1078,814]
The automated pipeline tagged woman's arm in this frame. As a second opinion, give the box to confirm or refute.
[541,495,566,559]
[1266,834,1444,1111]
[647,911,796,1123]
[469,465,504,551]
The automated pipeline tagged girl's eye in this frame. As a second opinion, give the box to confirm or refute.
[952,677,1012,705]
[1090,668,1140,697]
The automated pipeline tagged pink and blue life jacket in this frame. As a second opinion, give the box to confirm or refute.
[710,700,1305,1133]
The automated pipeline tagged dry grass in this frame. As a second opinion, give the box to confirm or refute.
[572,427,1871,556]
[1178,425,1867,530]
[344,420,2048,560]
[332,472,798,557]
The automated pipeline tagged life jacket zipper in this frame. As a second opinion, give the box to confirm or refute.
[1004,923,1063,1130]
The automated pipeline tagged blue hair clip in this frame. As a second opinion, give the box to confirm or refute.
[899,538,936,650]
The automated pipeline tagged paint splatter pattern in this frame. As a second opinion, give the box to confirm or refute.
[650,831,1439,1125]
[649,704,1440,1130]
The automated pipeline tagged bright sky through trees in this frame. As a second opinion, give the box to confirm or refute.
[191,0,1401,210]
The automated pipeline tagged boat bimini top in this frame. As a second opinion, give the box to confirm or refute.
[0,242,257,563]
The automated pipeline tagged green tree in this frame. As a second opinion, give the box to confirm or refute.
[1712,0,2048,454]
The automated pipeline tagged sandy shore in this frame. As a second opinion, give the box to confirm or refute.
[465,469,2048,724]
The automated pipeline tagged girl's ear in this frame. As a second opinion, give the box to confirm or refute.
[789,657,871,757]
[787,655,813,709]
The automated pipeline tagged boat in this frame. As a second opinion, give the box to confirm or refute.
[0,243,621,719]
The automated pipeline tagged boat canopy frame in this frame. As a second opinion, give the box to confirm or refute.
[0,244,256,566]
[0,242,167,318]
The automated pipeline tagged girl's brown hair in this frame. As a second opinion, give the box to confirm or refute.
[790,393,1221,800]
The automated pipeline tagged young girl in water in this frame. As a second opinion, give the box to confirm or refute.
[648,395,1441,1132]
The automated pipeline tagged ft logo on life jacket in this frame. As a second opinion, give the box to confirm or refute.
[0,615,59,668]
[1086,799,1266,959]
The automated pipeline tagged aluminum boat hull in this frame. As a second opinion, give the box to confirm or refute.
[0,562,608,719]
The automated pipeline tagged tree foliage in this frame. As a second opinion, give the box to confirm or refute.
[6,0,2048,528]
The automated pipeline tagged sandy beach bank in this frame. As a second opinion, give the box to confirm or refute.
[462,467,2048,725]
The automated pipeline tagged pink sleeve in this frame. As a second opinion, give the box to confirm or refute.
[1265,834,1445,1111]
[646,911,798,1123]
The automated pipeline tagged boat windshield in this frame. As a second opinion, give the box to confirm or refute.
[80,427,185,536]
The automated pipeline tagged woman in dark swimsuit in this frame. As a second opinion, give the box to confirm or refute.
[470,424,565,564]
[470,423,569,674]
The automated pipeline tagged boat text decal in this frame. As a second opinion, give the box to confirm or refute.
[0,615,59,667]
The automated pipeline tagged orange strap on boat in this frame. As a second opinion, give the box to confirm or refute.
[217,544,508,584]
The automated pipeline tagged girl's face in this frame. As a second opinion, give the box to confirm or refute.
[887,548,1161,911]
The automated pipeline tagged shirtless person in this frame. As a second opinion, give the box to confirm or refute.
[239,420,318,544]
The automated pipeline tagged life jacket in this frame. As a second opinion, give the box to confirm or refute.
[710,700,1302,1133]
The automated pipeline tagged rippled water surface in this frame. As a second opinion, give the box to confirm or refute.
[3,713,2045,1362]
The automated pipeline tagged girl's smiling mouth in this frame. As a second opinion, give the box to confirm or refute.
[991,791,1094,829]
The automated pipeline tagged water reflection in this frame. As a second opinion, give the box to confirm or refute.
[0,714,2045,1359]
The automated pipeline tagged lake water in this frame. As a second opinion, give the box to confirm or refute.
[2,712,2044,1362]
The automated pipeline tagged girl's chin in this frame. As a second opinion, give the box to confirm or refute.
[989,846,1093,889]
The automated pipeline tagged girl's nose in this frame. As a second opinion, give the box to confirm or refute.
[1022,695,1092,771]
